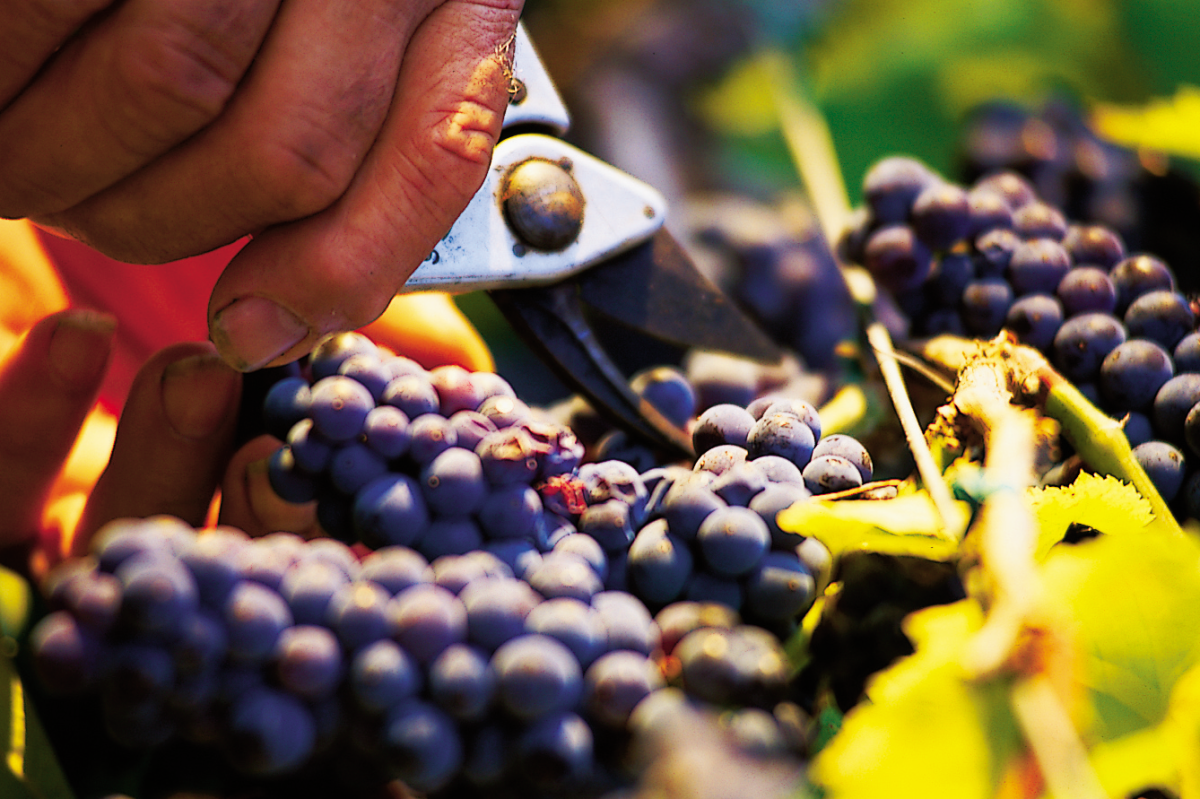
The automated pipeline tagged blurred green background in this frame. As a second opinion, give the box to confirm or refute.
[459,0,1200,402]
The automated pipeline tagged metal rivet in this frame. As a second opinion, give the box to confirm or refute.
[501,158,586,252]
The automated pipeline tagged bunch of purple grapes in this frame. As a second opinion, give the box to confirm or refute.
[262,332,588,561]
[840,155,1200,518]
[27,516,683,794]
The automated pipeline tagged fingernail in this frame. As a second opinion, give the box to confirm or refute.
[210,296,309,372]
[161,353,240,439]
[48,311,117,389]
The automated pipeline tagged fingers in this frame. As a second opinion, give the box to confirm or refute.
[0,0,115,107]
[361,292,494,372]
[0,0,280,220]
[73,342,241,555]
[40,0,444,265]
[217,435,320,538]
[207,0,524,371]
[0,309,115,546]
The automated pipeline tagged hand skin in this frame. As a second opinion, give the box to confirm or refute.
[0,0,524,373]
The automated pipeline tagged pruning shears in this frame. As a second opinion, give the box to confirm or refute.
[401,24,781,457]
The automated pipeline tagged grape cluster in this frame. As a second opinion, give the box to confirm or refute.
[27,516,684,794]
[840,155,1200,516]
[262,332,586,561]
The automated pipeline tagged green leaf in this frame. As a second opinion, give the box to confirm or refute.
[776,494,969,560]
[0,654,75,799]
[810,601,1023,798]
[0,566,31,641]
[1041,530,1200,741]
[1027,472,1159,558]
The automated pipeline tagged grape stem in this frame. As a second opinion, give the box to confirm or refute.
[948,341,1106,799]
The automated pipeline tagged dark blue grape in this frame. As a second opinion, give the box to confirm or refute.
[463,724,511,787]
[960,278,1013,337]
[709,461,769,507]
[224,687,316,776]
[974,171,1036,209]
[578,460,648,521]
[428,643,495,721]
[446,410,497,452]
[337,353,392,402]
[577,497,635,552]
[661,480,725,542]
[693,444,749,475]
[382,354,426,381]
[1052,313,1127,383]
[305,538,359,581]
[812,434,873,481]
[911,182,970,250]
[274,625,342,700]
[485,539,543,581]
[381,373,440,419]
[627,519,692,606]
[478,483,543,541]
[1004,293,1064,352]
[803,455,864,495]
[974,228,1022,278]
[328,442,388,495]
[284,418,332,474]
[431,551,512,595]
[1124,290,1195,350]
[552,534,607,580]
[1131,441,1186,502]
[863,224,933,292]
[460,577,541,652]
[93,518,176,573]
[359,546,430,595]
[224,581,292,663]
[277,560,348,626]
[541,511,578,550]
[492,634,583,721]
[516,711,593,790]
[386,582,467,665]
[746,411,816,468]
[684,572,743,610]
[103,642,174,706]
[1111,254,1175,314]
[526,597,607,669]
[1187,404,1200,457]
[262,376,312,441]
[696,506,770,577]
[1007,238,1071,296]
[116,552,199,635]
[380,700,463,793]
[583,650,664,728]
[171,610,227,677]
[749,482,812,547]
[327,580,391,651]
[862,156,937,223]
[744,552,816,622]
[630,366,696,428]
[692,404,755,455]
[476,394,532,429]
[927,251,974,306]
[1063,224,1125,269]
[350,639,422,713]
[430,364,487,416]
[1175,332,1200,374]
[1099,339,1174,412]
[56,568,118,635]
[591,591,660,655]
[420,447,487,517]
[1012,202,1067,240]
[527,550,603,603]
[512,419,585,479]
[30,611,99,693]
[178,529,249,610]
[1153,374,1200,444]
[965,186,1014,237]
[476,427,540,485]
[1056,266,1117,317]
[362,405,411,460]
[352,474,430,549]
[685,350,759,411]
[406,413,457,466]
[417,517,485,560]
[751,455,805,485]
[309,376,374,444]
[308,332,377,381]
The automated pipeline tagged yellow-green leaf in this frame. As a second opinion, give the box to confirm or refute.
[1041,530,1200,740]
[0,567,30,641]
[0,655,75,799]
[777,494,969,560]
[1092,84,1200,161]
[810,601,1022,798]
[1027,472,1159,559]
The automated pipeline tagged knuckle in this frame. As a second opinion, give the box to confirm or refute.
[248,117,364,221]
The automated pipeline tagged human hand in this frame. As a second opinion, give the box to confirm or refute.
[0,0,523,372]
